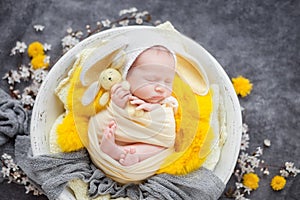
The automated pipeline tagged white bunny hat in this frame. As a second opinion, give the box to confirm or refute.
[79,23,209,106]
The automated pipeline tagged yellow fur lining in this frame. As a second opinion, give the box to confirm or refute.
[56,66,105,152]
[157,76,213,175]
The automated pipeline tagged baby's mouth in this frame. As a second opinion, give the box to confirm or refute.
[148,96,164,102]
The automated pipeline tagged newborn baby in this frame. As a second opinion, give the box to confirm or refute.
[100,45,178,166]
[87,45,177,183]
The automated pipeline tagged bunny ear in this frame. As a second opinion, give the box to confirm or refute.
[81,81,100,106]
[80,35,129,86]
[175,53,209,96]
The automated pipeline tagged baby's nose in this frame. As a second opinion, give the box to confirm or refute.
[155,85,164,92]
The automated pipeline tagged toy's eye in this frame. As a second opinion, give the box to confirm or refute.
[108,77,112,81]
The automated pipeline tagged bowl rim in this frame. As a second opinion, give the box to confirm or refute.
[30,25,242,193]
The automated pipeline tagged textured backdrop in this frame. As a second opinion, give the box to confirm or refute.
[0,0,299,199]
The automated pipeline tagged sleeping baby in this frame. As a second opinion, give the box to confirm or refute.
[87,45,178,183]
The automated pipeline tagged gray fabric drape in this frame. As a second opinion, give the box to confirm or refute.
[0,89,29,146]
[15,136,225,200]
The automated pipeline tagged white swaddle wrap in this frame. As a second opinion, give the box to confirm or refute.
[87,101,176,183]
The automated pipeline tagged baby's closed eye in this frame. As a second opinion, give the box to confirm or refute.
[164,79,172,83]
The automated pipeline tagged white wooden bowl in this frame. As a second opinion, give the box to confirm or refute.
[31,26,242,200]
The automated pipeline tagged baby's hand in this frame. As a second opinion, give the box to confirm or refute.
[129,96,160,111]
[111,83,130,108]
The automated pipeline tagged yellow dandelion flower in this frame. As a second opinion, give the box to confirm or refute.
[31,54,49,70]
[232,75,253,97]
[27,41,44,58]
[271,175,286,191]
[243,173,260,190]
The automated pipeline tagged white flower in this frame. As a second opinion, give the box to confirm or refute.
[11,70,21,83]
[10,41,27,55]
[255,147,263,156]
[292,168,300,177]
[43,43,52,51]
[25,184,35,194]
[135,18,143,24]
[101,19,111,28]
[249,157,260,168]
[19,65,31,80]
[284,162,300,176]
[242,132,250,141]
[235,182,244,189]
[142,11,149,16]
[119,19,129,26]
[33,188,42,195]
[2,73,14,85]
[242,123,248,133]
[33,69,48,83]
[234,169,242,181]
[285,162,294,171]
[241,164,255,174]
[233,190,244,200]
[10,47,17,56]
[119,7,138,16]
[240,131,250,150]
[135,11,150,19]
[61,35,79,49]
[243,186,252,195]
[1,167,10,177]
[16,41,27,53]
[239,152,249,163]
[75,31,83,38]
[263,168,270,175]
[21,94,35,106]
[280,169,289,177]
[33,24,45,32]
[44,55,50,65]
[21,176,29,185]
[3,70,22,85]
[23,81,40,96]
[240,139,249,151]
[2,153,12,160]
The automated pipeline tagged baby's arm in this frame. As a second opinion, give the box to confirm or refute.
[111,83,130,108]
[129,96,160,111]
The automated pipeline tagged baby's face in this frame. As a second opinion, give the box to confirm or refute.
[126,48,175,104]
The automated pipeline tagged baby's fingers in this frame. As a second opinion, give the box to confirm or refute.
[129,96,139,101]
[111,83,123,94]
[130,99,145,105]
[136,104,151,111]
[117,90,130,99]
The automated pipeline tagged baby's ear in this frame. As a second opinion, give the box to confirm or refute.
[81,82,100,106]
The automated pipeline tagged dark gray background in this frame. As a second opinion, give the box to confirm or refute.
[0,0,299,199]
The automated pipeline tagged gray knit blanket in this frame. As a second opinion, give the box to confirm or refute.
[0,89,29,146]
[0,88,225,200]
